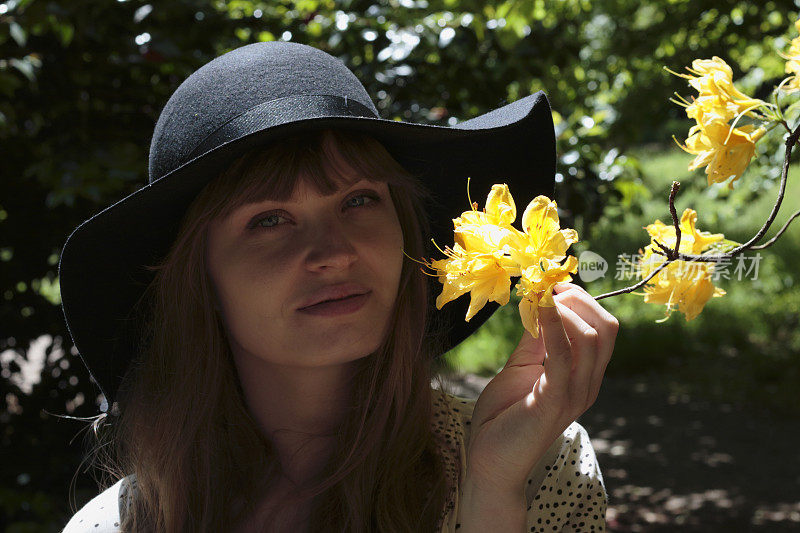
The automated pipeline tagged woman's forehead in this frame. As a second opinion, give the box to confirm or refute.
[212,134,393,220]
[266,169,379,197]
[268,174,377,203]
[222,173,383,218]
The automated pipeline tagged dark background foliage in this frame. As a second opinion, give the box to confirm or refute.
[3,0,799,530]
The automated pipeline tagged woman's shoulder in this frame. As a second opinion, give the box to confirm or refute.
[432,387,477,412]
[430,388,477,439]
[61,476,131,533]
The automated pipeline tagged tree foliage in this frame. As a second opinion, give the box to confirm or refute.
[2,0,798,528]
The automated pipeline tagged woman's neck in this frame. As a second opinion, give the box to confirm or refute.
[231,348,358,481]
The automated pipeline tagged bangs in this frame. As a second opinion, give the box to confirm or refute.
[210,129,414,222]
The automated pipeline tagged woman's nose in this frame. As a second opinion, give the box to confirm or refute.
[303,222,359,272]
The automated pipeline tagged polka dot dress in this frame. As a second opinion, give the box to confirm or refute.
[432,388,608,532]
[61,389,607,532]
[61,477,124,532]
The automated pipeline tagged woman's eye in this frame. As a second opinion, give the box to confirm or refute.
[345,193,378,209]
[249,193,379,231]
[252,213,288,229]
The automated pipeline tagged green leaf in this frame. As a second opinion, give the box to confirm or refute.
[614,180,653,208]
[57,23,75,46]
[257,31,275,42]
[700,238,742,255]
[35,276,61,306]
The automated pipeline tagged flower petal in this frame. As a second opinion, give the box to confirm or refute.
[521,196,560,245]
[518,295,540,338]
[485,183,517,226]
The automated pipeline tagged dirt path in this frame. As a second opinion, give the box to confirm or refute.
[438,373,800,532]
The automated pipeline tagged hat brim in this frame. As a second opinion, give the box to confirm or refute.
[58,91,556,405]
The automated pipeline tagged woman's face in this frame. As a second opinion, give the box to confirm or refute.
[206,168,405,369]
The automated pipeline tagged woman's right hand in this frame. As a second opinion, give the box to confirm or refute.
[463,282,618,495]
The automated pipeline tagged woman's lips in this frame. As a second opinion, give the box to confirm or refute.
[297,291,370,316]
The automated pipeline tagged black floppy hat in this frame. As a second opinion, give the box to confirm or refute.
[58,41,557,411]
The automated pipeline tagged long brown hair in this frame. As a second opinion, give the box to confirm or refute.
[83,128,461,531]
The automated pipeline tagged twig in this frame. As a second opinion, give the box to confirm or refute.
[593,122,800,300]
[653,239,673,256]
[667,181,681,260]
[594,258,675,300]
[655,123,799,263]
[651,182,683,260]
[750,208,800,249]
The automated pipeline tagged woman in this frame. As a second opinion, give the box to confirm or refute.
[60,41,618,532]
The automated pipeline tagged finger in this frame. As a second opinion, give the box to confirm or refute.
[554,301,598,412]
[553,285,616,362]
[588,344,612,406]
[553,285,619,404]
[533,303,573,403]
[554,282,619,327]
[589,319,617,404]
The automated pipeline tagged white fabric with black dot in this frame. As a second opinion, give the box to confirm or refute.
[61,389,608,532]
[432,388,608,532]
[61,477,124,532]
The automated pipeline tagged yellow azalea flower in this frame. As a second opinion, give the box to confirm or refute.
[778,34,800,93]
[669,56,766,118]
[505,195,579,338]
[505,195,580,269]
[684,94,752,126]
[644,208,724,255]
[636,208,726,322]
[782,74,800,93]
[667,56,767,130]
[427,243,514,321]
[780,37,800,74]
[425,182,523,321]
[516,255,578,337]
[452,183,518,255]
[422,183,579,337]
[637,248,726,322]
[675,119,766,189]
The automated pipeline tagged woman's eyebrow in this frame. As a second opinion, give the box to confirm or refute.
[233,177,376,212]
[286,177,378,201]
[325,177,376,195]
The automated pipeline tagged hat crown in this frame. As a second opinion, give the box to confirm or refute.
[148,41,378,182]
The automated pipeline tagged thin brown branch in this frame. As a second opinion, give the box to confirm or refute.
[593,122,800,301]
[654,122,800,263]
[594,256,676,300]
[668,181,681,260]
[750,208,800,249]
[653,238,673,257]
